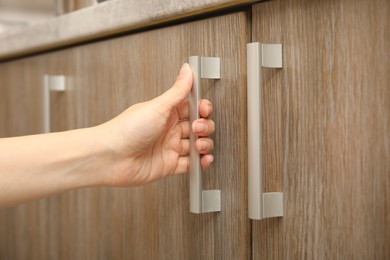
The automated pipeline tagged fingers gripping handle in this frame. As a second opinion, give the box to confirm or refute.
[188,56,221,214]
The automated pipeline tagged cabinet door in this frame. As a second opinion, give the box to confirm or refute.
[0,12,251,259]
[251,0,390,259]
[0,56,48,260]
[0,58,45,137]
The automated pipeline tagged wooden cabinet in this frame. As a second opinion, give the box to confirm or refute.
[251,0,389,259]
[0,58,45,137]
[0,12,251,260]
[0,0,389,259]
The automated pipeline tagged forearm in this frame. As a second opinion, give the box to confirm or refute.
[0,127,110,208]
[0,64,215,207]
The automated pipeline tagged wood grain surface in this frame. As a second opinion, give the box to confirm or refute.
[0,54,47,260]
[0,12,251,259]
[252,0,390,259]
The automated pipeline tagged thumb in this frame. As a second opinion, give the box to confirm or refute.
[157,63,193,107]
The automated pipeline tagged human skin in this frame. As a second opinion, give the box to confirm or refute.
[0,63,215,208]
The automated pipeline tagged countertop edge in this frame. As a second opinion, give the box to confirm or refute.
[0,0,257,61]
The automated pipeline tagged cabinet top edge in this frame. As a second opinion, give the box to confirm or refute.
[0,0,258,61]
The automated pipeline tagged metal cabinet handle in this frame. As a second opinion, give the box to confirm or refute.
[188,56,221,214]
[247,43,283,220]
[43,75,66,133]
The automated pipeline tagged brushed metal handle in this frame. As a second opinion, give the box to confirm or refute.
[188,56,221,214]
[43,75,66,133]
[247,43,283,220]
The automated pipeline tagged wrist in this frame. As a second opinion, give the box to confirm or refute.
[76,126,119,187]
[55,126,116,189]
[86,123,135,187]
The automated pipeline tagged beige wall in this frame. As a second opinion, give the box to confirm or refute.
[0,0,54,13]
[0,0,99,14]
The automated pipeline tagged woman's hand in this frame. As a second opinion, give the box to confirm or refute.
[99,63,215,187]
[0,64,213,207]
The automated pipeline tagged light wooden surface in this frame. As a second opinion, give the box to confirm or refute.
[0,57,45,137]
[252,0,390,259]
[0,53,47,260]
[0,12,251,259]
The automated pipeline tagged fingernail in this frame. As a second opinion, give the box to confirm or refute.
[179,63,190,78]
[193,122,207,133]
[209,155,214,163]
